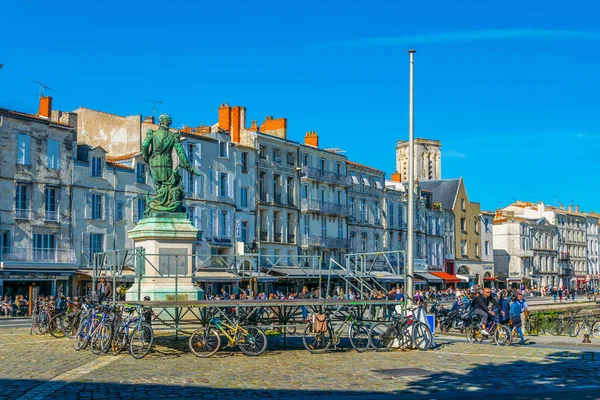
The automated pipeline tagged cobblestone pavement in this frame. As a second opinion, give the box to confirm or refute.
[2,327,600,400]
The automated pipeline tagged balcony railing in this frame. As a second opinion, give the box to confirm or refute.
[260,231,268,241]
[15,209,31,219]
[44,211,59,222]
[300,199,352,217]
[519,249,534,257]
[1,247,77,263]
[274,232,282,243]
[301,166,352,186]
[301,235,351,249]
[287,234,296,244]
[349,184,383,196]
[559,252,571,261]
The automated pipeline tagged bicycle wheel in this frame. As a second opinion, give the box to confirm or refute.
[302,323,332,354]
[189,327,221,357]
[494,325,512,346]
[74,320,90,351]
[549,321,561,336]
[368,322,396,351]
[129,322,154,359]
[568,322,579,337]
[90,324,112,355]
[238,326,268,356]
[349,321,370,353]
[411,321,433,350]
[591,322,600,339]
[465,324,483,344]
[35,312,50,335]
[111,322,128,355]
[49,314,66,338]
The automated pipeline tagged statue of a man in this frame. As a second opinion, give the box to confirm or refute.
[141,114,199,216]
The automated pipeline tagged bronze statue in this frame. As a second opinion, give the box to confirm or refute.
[141,114,200,217]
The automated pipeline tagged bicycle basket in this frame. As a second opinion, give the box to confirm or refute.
[312,313,328,333]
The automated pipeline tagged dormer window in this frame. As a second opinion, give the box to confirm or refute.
[92,157,102,177]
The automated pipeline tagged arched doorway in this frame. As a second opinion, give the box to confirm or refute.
[456,265,473,289]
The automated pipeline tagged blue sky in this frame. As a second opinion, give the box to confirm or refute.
[2,0,600,212]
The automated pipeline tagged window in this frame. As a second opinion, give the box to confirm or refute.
[219,211,228,236]
[44,187,58,221]
[321,217,327,238]
[350,172,360,185]
[338,219,343,239]
[350,231,356,250]
[241,187,248,208]
[286,152,294,166]
[137,198,146,221]
[219,141,229,158]
[373,201,380,224]
[398,204,403,227]
[302,153,308,167]
[47,139,59,170]
[360,199,366,221]
[33,233,56,261]
[461,198,466,210]
[220,173,228,197]
[461,218,466,232]
[208,209,215,237]
[349,197,355,217]
[0,231,10,257]
[374,177,383,189]
[474,221,478,234]
[241,152,248,173]
[259,145,267,159]
[273,174,281,203]
[136,163,146,184]
[89,233,103,263]
[15,184,29,211]
[475,243,479,257]
[259,172,266,201]
[92,157,102,177]
[91,194,102,220]
[287,177,294,205]
[319,158,326,172]
[388,203,394,226]
[336,190,342,206]
[374,234,380,251]
[336,162,341,176]
[187,207,195,224]
[301,184,308,199]
[304,215,310,235]
[273,148,281,163]
[361,233,368,252]
[17,134,30,165]
[361,174,370,186]
[116,201,125,221]
[241,221,248,243]
[208,169,214,195]
[461,240,467,256]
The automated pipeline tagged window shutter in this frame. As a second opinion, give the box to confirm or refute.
[194,206,201,229]
[228,175,234,199]
[215,171,219,196]
[24,135,31,164]
[133,197,139,222]
[195,143,202,166]
[125,197,132,222]
[84,193,91,219]
[183,169,190,193]
[228,212,233,237]
[81,233,90,267]
[104,194,110,221]
[198,174,204,198]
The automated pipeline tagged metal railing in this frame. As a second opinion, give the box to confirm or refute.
[301,166,352,185]
[15,209,31,219]
[1,247,77,263]
[287,234,296,244]
[301,235,351,248]
[300,198,352,216]
[44,211,59,222]
[349,184,383,196]
[274,232,282,243]
[260,231,268,241]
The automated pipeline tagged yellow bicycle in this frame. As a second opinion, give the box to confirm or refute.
[189,315,268,357]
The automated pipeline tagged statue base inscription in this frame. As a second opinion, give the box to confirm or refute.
[126,214,202,302]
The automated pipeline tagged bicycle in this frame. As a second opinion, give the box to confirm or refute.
[465,315,511,346]
[31,300,55,335]
[89,304,115,355]
[550,312,578,337]
[111,305,154,359]
[189,313,267,357]
[576,312,598,338]
[302,310,371,354]
[368,307,433,351]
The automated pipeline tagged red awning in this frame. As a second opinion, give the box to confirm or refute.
[483,277,496,281]
[430,271,462,283]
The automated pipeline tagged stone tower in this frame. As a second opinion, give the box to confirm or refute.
[396,138,442,181]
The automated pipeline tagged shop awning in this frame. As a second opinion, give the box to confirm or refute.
[415,272,444,283]
[483,277,496,281]
[370,271,425,283]
[455,274,470,282]
[192,271,241,282]
[430,271,462,283]
[238,271,279,282]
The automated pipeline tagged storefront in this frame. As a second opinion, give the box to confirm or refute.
[429,271,461,289]
[0,270,74,298]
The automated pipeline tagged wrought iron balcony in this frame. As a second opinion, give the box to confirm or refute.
[1,247,77,263]
[559,252,571,261]
[287,234,296,244]
[15,209,31,220]
[260,231,268,241]
[44,211,59,222]
[274,232,283,243]
[301,166,352,186]
[301,235,351,249]
[519,249,534,257]
[300,199,352,217]
[349,184,383,196]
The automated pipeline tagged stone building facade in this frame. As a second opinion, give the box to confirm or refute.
[396,138,442,182]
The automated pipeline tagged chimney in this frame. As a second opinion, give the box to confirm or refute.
[230,106,246,143]
[37,96,52,119]
[559,203,564,210]
[249,120,259,131]
[568,204,573,212]
[539,202,545,215]
[218,103,231,131]
[144,116,155,124]
[390,171,401,182]
[304,131,319,147]
[495,210,502,219]
[576,205,580,213]
[260,116,287,139]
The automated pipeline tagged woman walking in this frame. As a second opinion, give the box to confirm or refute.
[510,295,526,345]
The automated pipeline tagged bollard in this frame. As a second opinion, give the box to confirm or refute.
[583,333,592,343]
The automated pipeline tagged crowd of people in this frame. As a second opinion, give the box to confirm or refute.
[1,295,29,317]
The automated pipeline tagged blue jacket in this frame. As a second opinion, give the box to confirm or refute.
[509,302,521,318]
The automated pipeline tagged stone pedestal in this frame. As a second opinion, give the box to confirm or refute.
[126,213,201,302]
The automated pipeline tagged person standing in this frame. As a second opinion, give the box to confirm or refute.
[96,276,113,302]
[510,295,526,345]
[571,290,575,302]
[558,288,563,302]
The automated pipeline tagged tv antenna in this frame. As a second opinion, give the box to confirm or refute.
[144,100,163,116]
[22,78,55,98]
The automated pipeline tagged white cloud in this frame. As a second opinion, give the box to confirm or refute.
[443,150,466,158]
[328,29,600,48]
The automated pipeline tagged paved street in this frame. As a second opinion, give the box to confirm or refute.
[2,326,600,400]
